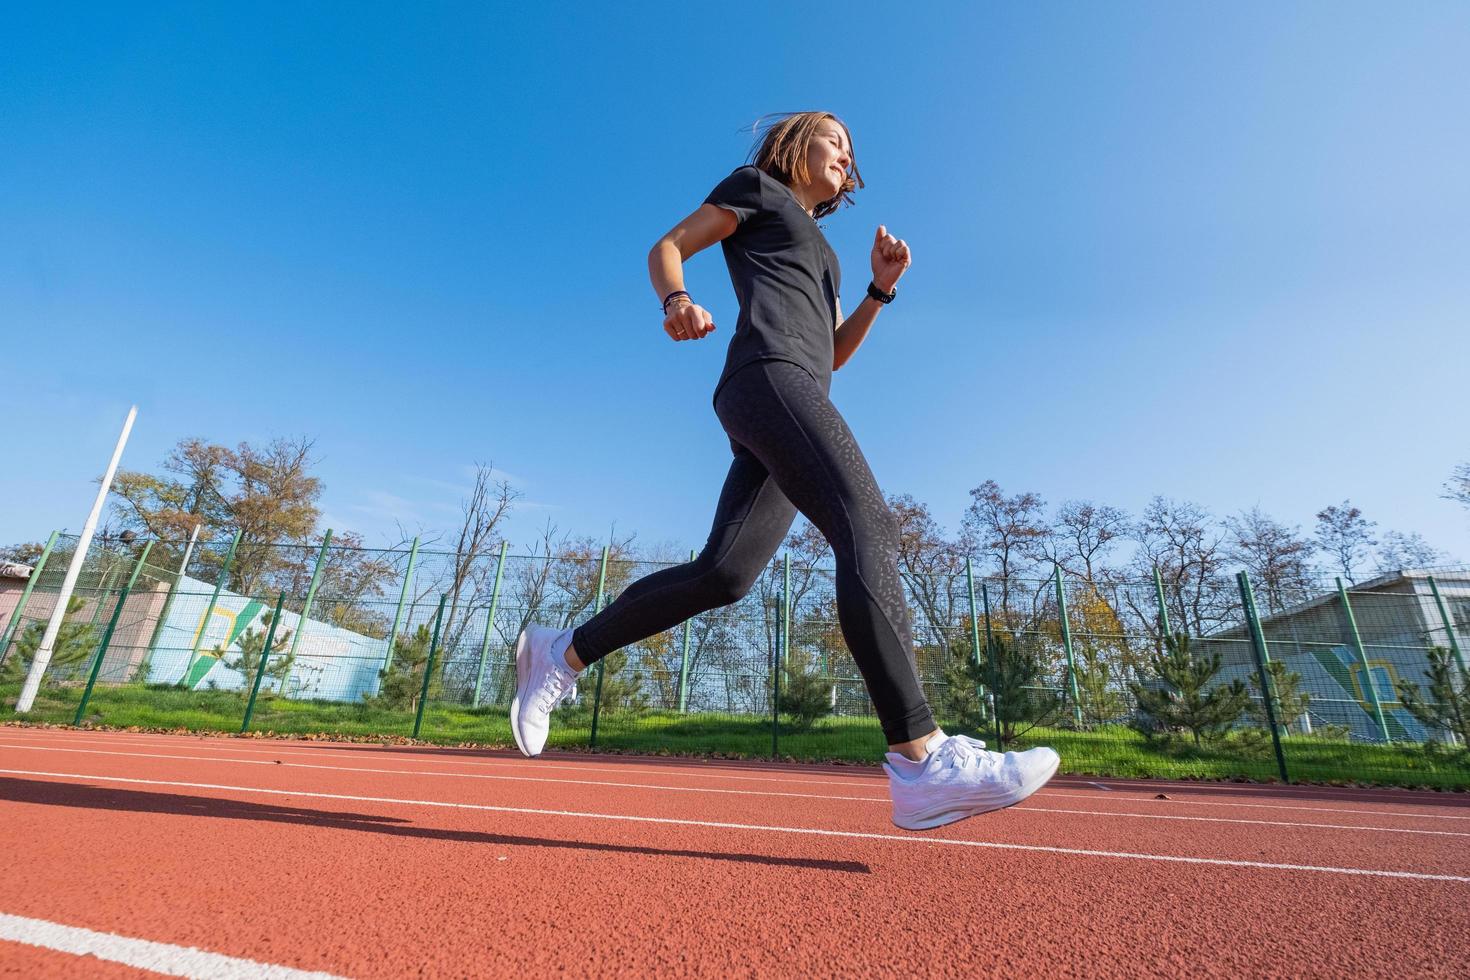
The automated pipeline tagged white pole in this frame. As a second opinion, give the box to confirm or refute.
[177,523,201,584]
[15,406,138,713]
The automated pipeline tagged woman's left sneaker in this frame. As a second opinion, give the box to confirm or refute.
[510,625,579,757]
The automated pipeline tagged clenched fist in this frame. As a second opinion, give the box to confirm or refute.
[871,224,912,293]
[664,297,717,342]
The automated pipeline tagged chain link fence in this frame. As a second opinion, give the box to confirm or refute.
[2,533,1467,788]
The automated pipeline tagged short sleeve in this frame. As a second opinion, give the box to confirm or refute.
[703,166,765,225]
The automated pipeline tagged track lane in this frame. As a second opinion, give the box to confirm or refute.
[4,739,1467,849]
[5,728,1467,826]
[3,758,1469,882]
[4,737,1468,879]
[1,766,1466,978]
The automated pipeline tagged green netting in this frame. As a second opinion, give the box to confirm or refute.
[2,533,1466,788]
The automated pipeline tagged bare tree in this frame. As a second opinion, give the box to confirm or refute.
[436,464,521,648]
[1127,497,1234,637]
[1225,507,1316,614]
[1046,500,1129,583]
[1315,501,1376,584]
[1375,530,1446,574]
[890,493,968,661]
[1444,462,1470,512]
[959,480,1049,627]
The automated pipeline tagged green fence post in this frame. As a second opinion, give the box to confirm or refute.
[1054,565,1083,727]
[1427,575,1467,675]
[1237,571,1290,782]
[381,536,420,685]
[1337,577,1391,743]
[965,557,986,723]
[0,530,59,658]
[677,548,695,713]
[280,529,332,695]
[773,566,785,760]
[240,592,286,733]
[1152,566,1172,646]
[588,545,610,748]
[472,541,510,707]
[180,529,240,687]
[783,554,792,668]
[981,581,1003,750]
[73,541,153,724]
[412,594,448,739]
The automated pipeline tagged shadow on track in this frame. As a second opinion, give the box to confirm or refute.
[0,777,871,874]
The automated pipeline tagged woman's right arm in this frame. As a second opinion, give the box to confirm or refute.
[649,203,738,343]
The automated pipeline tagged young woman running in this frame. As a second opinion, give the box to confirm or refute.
[512,112,1059,829]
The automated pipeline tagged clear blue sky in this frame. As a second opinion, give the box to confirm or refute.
[3,1,1468,564]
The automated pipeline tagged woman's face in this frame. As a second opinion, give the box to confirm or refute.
[801,117,853,202]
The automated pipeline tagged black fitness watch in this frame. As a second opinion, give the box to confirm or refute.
[867,281,897,304]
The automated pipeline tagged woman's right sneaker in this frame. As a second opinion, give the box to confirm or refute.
[883,733,1060,831]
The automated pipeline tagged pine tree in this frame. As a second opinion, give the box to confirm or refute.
[224,610,293,696]
[939,649,988,737]
[984,633,1059,743]
[371,623,436,711]
[1075,648,1128,727]
[778,645,834,732]
[1130,631,1249,745]
[592,649,648,713]
[1395,647,1468,746]
[1,597,99,684]
[1247,659,1311,734]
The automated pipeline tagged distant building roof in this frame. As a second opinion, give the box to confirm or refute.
[0,561,32,580]
[1213,567,1470,639]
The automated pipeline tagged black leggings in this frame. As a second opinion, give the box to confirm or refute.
[571,358,936,744]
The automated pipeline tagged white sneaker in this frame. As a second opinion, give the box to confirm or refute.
[510,626,579,757]
[884,732,1060,830]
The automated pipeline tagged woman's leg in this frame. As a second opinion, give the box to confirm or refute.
[715,360,937,746]
[569,443,797,668]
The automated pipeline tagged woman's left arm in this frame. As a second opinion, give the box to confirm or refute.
[833,224,911,371]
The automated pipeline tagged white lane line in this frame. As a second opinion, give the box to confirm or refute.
[7,727,1463,803]
[7,742,1465,838]
[0,910,346,979]
[33,731,1470,822]
[6,735,1467,829]
[0,742,888,803]
[0,729,878,788]
[10,728,1470,826]
[14,728,1466,812]
[2,767,1468,884]
[1087,782,1112,791]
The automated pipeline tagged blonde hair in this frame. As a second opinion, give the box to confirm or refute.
[748,111,863,220]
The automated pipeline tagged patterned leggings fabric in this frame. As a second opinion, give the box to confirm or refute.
[571,358,936,744]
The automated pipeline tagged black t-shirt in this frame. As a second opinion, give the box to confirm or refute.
[703,165,842,407]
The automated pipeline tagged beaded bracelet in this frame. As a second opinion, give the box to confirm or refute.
[661,290,691,312]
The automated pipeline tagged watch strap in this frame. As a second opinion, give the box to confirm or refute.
[867,281,897,304]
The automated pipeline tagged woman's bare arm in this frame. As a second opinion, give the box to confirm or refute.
[833,295,886,370]
[649,203,737,343]
[834,224,912,369]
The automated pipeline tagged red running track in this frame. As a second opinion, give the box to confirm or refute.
[0,727,1466,977]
